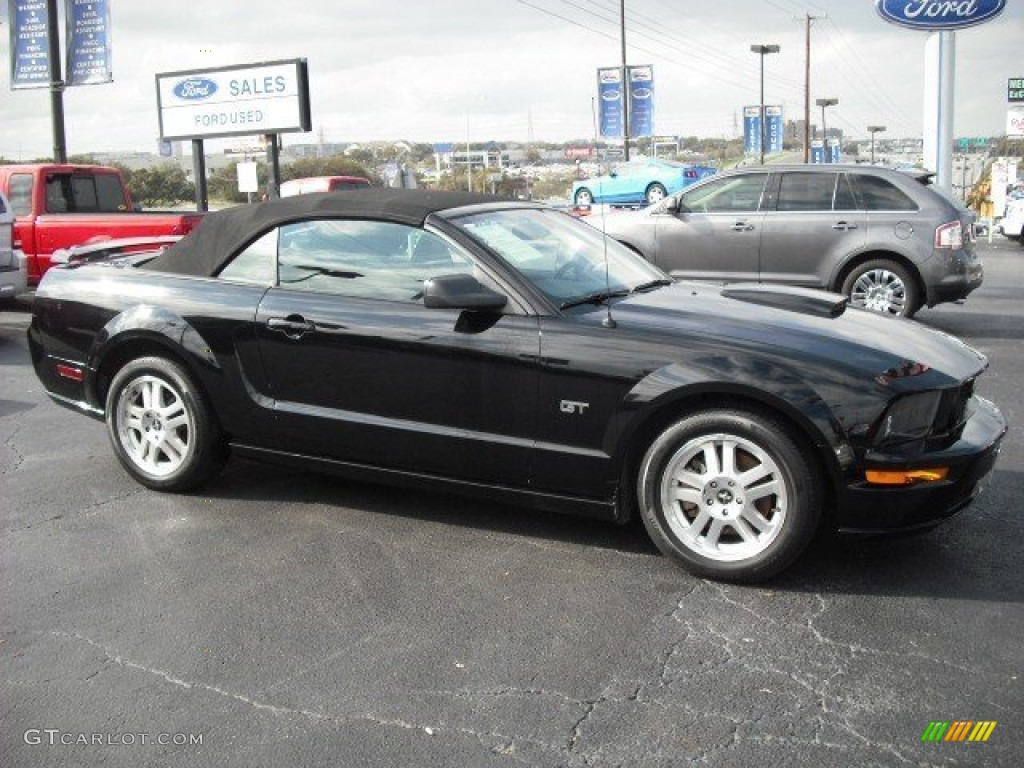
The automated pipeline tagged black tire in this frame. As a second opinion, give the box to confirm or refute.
[574,188,594,206]
[645,182,668,205]
[840,259,920,318]
[105,356,227,491]
[637,409,820,582]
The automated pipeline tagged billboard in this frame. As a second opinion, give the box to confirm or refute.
[827,138,842,164]
[597,67,623,139]
[810,139,826,164]
[1008,108,1024,139]
[628,65,654,138]
[156,59,312,141]
[598,66,655,139]
[743,105,783,156]
[9,0,53,89]
[65,0,112,86]
[743,106,761,156]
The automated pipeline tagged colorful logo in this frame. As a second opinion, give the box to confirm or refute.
[921,721,997,742]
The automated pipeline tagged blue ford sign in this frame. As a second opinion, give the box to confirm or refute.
[875,0,1006,30]
[173,78,219,100]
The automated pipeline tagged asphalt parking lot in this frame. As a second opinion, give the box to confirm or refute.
[2,240,1021,767]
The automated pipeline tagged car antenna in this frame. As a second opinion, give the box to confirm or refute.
[591,97,617,329]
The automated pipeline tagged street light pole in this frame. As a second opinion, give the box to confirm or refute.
[750,44,780,165]
[815,97,838,161]
[867,125,886,164]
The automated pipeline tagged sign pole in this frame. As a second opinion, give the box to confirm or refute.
[192,139,208,212]
[46,0,67,163]
[265,134,281,200]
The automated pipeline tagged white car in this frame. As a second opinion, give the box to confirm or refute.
[1000,195,1024,244]
[0,191,28,302]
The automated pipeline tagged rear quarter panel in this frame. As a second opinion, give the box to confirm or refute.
[31,265,274,444]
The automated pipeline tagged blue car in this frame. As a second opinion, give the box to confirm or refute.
[572,158,716,207]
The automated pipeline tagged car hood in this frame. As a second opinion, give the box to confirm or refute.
[607,281,987,388]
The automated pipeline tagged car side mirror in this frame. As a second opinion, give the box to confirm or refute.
[423,273,507,312]
[665,197,685,214]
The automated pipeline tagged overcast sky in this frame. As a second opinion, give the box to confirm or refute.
[1,0,1022,159]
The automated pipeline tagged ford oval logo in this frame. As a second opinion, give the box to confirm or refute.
[601,89,621,101]
[632,87,652,100]
[875,0,1006,30]
[172,77,218,100]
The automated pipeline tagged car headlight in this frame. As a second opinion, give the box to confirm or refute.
[876,391,942,443]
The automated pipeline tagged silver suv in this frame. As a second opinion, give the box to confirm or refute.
[603,165,982,317]
[0,191,27,303]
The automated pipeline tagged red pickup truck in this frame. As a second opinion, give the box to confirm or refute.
[0,164,204,285]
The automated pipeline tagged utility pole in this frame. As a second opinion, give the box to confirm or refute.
[47,0,67,163]
[620,0,630,161]
[802,13,826,164]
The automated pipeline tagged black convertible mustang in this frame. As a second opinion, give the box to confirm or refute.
[29,190,1006,581]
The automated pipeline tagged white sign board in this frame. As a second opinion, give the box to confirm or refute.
[236,162,259,193]
[156,59,311,141]
[1007,108,1024,139]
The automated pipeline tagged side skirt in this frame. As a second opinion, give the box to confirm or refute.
[230,443,621,521]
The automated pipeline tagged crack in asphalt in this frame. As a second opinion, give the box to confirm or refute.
[7,489,147,533]
[2,423,25,473]
[47,631,574,765]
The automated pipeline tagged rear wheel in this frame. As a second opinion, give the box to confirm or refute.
[645,183,668,205]
[841,259,920,318]
[105,356,227,491]
[574,188,594,206]
[637,409,820,582]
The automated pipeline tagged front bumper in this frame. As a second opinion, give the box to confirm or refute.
[835,396,1006,534]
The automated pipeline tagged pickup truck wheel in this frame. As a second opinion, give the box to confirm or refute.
[637,409,820,582]
[105,356,226,491]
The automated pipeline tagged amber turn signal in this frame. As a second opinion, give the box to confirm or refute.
[865,468,949,485]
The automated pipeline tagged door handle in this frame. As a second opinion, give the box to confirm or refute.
[267,315,316,338]
[731,222,755,232]
[832,221,859,231]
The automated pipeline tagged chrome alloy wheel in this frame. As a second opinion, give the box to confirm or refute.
[657,432,788,562]
[849,268,907,315]
[115,374,194,477]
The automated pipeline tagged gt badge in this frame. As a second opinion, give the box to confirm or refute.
[560,400,590,415]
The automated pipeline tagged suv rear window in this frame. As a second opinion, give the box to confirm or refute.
[776,173,838,211]
[850,174,917,211]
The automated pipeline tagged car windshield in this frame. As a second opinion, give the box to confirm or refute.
[454,207,668,309]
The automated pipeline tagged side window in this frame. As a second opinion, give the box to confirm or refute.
[680,174,767,213]
[851,175,917,211]
[45,175,73,213]
[776,173,838,212]
[95,174,129,211]
[218,228,279,286]
[71,176,100,212]
[8,174,33,216]
[277,219,473,302]
[835,174,858,211]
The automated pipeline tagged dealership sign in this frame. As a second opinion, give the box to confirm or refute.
[9,0,53,89]
[156,59,312,141]
[874,0,1006,31]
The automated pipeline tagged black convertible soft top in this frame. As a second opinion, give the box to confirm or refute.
[143,188,505,277]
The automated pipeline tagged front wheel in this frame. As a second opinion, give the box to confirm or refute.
[841,259,920,317]
[105,356,227,491]
[637,409,820,582]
